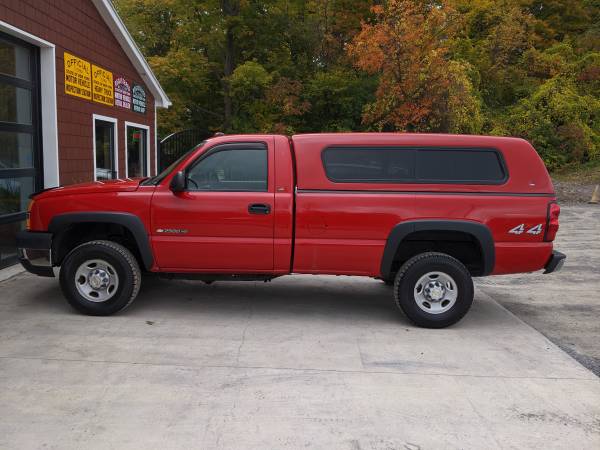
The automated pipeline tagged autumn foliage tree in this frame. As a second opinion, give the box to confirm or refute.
[116,0,600,171]
[348,1,457,131]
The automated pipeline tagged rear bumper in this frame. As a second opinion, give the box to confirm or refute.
[15,231,54,277]
[544,250,566,274]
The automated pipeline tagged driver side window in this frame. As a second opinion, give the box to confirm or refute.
[186,145,268,192]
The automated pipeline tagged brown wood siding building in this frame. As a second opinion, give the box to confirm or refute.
[1,0,164,184]
[0,0,169,267]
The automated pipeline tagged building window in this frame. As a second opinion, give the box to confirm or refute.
[0,32,41,268]
[125,122,149,178]
[93,115,117,181]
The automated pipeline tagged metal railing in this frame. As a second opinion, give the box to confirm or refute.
[158,129,210,171]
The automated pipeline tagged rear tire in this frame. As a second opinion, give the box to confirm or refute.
[393,252,473,328]
[59,240,141,316]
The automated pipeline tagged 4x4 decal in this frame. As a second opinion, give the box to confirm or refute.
[508,223,543,235]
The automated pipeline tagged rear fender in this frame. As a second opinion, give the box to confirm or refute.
[380,220,495,279]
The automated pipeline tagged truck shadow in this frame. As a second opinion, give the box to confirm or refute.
[19,273,495,329]
[131,274,408,325]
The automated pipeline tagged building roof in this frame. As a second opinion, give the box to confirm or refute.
[92,0,171,108]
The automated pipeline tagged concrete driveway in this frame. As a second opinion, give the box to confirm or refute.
[1,267,599,449]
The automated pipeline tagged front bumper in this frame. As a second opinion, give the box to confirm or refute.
[544,250,566,274]
[15,231,54,277]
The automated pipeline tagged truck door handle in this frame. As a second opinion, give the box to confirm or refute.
[248,203,271,215]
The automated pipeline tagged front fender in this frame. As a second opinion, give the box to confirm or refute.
[48,212,154,270]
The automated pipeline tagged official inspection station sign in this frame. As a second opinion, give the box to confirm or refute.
[64,52,92,100]
[92,65,114,106]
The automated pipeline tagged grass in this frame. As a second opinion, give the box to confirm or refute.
[552,160,600,184]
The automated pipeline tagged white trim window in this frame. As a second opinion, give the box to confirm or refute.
[92,114,118,181]
[124,121,150,178]
[154,107,158,175]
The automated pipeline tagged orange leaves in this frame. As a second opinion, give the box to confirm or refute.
[267,78,310,117]
[370,4,384,15]
[346,25,389,73]
[347,0,460,131]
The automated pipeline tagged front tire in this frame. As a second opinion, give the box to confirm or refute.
[393,252,474,328]
[59,240,141,316]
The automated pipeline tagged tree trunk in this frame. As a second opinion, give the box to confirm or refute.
[221,0,239,132]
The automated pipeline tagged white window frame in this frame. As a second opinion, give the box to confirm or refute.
[154,107,158,175]
[124,121,151,178]
[92,114,119,181]
[0,20,59,188]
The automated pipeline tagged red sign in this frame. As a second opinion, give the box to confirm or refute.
[114,77,131,109]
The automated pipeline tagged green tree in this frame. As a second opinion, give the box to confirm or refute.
[507,76,600,169]
[115,0,600,170]
[229,61,273,132]
[303,68,376,131]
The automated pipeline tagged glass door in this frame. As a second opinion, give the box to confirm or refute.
[94,119,116,180]
[126,125,147,178]
[0,32,41,268]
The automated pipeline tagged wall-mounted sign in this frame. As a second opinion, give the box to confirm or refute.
[64,52,92,100]
[114,77,131,109]
[132,84,146,114]
[92,64,114,106]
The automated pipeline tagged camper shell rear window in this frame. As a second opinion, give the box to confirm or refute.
[321,147,508,184]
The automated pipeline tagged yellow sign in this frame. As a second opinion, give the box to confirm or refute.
[64,52,91,100]
[92,64,114,106]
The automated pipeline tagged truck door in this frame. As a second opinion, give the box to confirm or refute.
[151,140,275,272]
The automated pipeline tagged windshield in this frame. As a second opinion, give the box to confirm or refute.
[142,141,206,186]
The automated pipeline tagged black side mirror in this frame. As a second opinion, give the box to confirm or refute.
[169,171,186,193]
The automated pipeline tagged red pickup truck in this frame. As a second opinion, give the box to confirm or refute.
[17,133,564,328]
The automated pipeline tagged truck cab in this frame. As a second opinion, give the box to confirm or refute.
[149,135,295,274]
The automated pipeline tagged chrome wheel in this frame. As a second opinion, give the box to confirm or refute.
[413,271,458,314]
[74,259,119,302]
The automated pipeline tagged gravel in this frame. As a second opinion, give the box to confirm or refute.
[552,179,598,205]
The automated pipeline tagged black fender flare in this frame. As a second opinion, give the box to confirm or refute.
[380,220,495,279]
[48,212,154,270]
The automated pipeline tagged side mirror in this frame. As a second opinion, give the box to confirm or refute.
[169,171,186,193]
